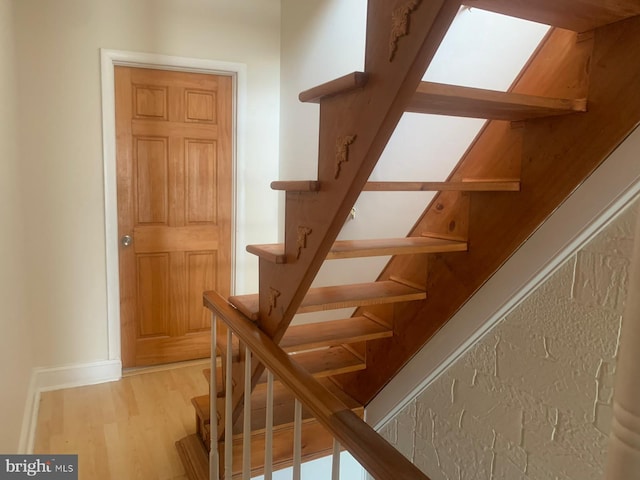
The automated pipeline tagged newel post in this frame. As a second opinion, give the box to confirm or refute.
[605,207,640,478]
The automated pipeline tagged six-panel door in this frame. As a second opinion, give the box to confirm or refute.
[115,66,232,367]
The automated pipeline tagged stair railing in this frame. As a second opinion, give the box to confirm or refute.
[205,290,431,480]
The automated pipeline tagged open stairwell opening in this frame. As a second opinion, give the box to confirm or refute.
[177,1,640,478]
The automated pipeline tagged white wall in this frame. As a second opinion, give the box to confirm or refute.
[0,0,33,452]
[377,194,639,479]
[12,0,281,369]
[279,0,367,183]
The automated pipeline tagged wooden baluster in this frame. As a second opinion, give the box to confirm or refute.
[332,439,340,480]
[242,346,252,480]
[209,314,220,480]
[605,208,640,478]
[293,399,302,480]
[224,329,233,480]
[264,371,274,480]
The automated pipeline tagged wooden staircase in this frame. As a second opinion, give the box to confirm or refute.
[178,1,640,478]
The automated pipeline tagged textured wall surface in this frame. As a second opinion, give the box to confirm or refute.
[379,196,639,480]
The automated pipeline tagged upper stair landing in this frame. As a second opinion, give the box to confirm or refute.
[463,0,640,33]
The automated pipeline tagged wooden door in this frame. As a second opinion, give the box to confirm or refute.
[115,66,232,367]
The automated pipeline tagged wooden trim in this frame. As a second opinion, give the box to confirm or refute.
[247,236,467,263]
[203,291,432,480]
[326,237,467,259]
[298,72,368,103]
[246,244,286,264]
[408,81,587,120]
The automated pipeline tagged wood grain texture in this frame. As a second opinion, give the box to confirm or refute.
[272,346,366,379]
[247,236,467,263]
[229,280,426,320]
[408,81,587,120]
[298,71,368,103]
[116,67,233,367]
[463,0,640,32]
[34,362,209,480]
[279,315,393,352]
[176,434,209,480]
[134,225,219,253]
[338,22,640,404]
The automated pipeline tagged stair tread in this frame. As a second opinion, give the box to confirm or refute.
[195,376,362,431]
[263,345,365,380]
[177,423,342,480]
[229,418,342,479]
[463,0,640,32]
[280,315,392,352]
[298,71,368,103]
[232,377,363,435]
[362,180,520,192]
[408,81,587,121]
[247,236,467,264]
[175,434,209,480]
[229,280,426,320]
[270,179,520,192]
[270,180,321,192]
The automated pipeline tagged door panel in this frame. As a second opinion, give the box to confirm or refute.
[116,66,232,367]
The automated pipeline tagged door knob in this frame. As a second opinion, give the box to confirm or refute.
[121,234,133,247]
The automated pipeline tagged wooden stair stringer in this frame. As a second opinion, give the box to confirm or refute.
[257,0,463,341]
[216,2,463,435]
[329,24,640,404]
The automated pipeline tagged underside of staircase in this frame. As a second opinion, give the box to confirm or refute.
[177,1,640,478]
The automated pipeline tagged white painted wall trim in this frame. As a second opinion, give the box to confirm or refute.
[18,359,122,453]
[100,49,246,363]
[367,124,640,429]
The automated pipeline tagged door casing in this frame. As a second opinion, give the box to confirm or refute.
[100,49,245,372]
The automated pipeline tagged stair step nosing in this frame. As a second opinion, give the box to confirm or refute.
[246,236,467,263]
[229,280,425,319]
[280,316,393,351]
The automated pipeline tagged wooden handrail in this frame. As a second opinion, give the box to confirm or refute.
[204,290,431,480]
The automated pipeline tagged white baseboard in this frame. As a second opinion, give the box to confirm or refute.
[366,125,640,429]
[18,359,122,453]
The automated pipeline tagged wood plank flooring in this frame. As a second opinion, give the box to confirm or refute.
[33,361,209,480]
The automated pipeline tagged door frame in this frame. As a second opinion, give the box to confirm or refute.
[100,49,244,368]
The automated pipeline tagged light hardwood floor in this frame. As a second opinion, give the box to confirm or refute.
[34,361,209,480]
